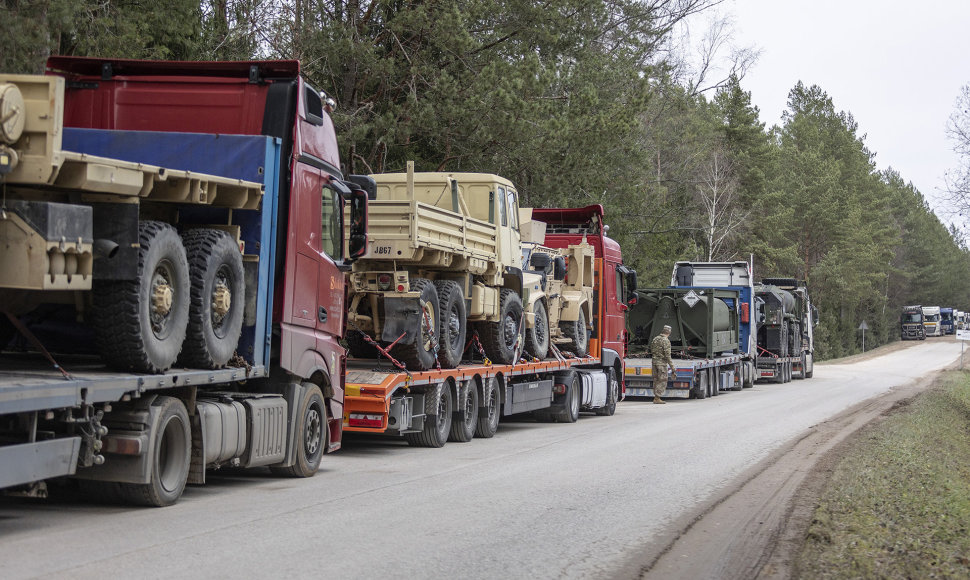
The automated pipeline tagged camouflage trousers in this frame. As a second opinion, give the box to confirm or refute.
[653,366,668,397]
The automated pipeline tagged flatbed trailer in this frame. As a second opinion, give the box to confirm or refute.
[623,354,743,399]
[344,353,618,446]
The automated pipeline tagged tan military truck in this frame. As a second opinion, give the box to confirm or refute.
[519,213,595,359]
[346,165,526,370]
[0,73,265,373]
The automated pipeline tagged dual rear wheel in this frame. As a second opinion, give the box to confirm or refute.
[93,223,244,373]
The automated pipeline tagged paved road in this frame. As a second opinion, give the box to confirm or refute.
[0,339,962,580]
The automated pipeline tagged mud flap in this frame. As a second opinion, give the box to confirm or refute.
[381,295,422,345]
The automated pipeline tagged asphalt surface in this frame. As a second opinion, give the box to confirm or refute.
[0,338,962,580]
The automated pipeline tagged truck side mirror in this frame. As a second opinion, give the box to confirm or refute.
[347,189,368,260]
[625,270,638,295]
[553,256,567,281]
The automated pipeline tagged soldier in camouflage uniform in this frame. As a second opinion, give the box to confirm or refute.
[650,325,674,404]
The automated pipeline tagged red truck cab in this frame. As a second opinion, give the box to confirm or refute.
[531,205,636,374]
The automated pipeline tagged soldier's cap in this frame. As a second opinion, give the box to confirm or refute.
[662,325,672,332]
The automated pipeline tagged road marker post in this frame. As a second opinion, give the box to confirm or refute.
[956,329,970,369]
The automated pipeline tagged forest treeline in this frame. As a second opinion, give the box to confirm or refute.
[3,0,968,359]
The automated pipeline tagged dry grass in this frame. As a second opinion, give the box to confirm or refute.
[793,370,970,578]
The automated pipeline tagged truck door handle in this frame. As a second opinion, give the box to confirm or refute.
[318,306,328,323]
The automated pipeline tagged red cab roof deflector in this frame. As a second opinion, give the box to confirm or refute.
[531,204,605,225]
[46,56,300,80]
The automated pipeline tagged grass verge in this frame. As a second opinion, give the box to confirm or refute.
[793,370,970,578]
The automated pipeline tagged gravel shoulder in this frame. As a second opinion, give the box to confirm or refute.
[619,338,949,580]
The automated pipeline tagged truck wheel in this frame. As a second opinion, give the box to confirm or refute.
[179,229,245,369]
[595,368,619,416]
[405,385,453,448]
[710,368,719,396]
[795,353,807,379]
[693,371,707,399]
[553,371,580,423]
[271,384,326,478]
[120,396,190,507]
[525,300,550,359]
[93,221,189,373]
[560,307,589,356]
[434,280,467,368]
[805,353,814,378]
[742,362,755,388]
[449,381,479,442]
[481,289,523,365]
[475,378,501,438]
[393,278,440,371]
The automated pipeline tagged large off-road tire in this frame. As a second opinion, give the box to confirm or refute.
[119,396,190,507]
[449,380,479,443]
[525,300,550,360]
[179,229,245,369]
[475,378,501,438]
[560,307,589,356]
[434,280,466,369]
[594,367,619,416]
[92,221,189,373]
[480,289,523,365]
[270,384,326,478]
[393,278,440,371]
[405,384,453,448]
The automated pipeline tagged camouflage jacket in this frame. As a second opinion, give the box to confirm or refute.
[650,333,673,368]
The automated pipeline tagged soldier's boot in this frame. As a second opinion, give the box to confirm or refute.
[653,396,665,404]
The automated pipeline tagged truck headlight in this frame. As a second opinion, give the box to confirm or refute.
[377,273,392,290]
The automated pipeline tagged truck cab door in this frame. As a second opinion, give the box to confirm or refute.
[281,161,346,370]
[601,262,626,355]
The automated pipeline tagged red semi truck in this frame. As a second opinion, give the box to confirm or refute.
[0,57,368,505]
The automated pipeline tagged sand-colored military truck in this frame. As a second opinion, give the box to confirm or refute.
[346,165,525,370]
[519,212,596,359]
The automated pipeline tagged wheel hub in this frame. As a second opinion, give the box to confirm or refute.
[304,408,322,456]
[212,284,231,318]
[420,301,436,351]
[152,282,173,317]
[503,314,518,347]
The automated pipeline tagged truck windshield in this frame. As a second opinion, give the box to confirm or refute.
[926,314,941,322]
[903,313,922,323]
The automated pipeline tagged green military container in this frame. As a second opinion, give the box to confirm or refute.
[628,287,740,358]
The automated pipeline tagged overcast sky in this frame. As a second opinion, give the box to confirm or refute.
[724,0,970,214]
